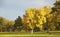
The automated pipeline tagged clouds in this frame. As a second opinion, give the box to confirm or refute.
[2,0,56,8]
[0,0,56,20]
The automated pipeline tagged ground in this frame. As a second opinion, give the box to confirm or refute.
[0,31,60,37]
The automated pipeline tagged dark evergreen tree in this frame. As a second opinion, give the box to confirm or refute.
[50,0,60,30]
[50,0,60,14]
[14,16,23,31]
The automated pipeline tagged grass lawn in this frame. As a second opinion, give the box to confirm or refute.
[0,31,60,37]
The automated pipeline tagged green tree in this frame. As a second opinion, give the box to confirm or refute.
[6,20,15,32]
[50,0,60,30]
[51,0,60,14]
[14,16,23,32]
[0,17,9,32]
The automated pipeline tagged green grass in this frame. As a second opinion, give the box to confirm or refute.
[0,32,60,37]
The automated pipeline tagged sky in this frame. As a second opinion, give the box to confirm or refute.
[0,0,56,20]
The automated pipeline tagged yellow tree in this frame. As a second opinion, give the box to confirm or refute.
[22,6,52,33]
[22,8,38,33]
[36,6,52,31]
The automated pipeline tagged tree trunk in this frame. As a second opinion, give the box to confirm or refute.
[31,29,33,34]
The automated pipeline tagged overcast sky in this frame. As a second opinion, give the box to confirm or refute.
[0,0,56,20]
